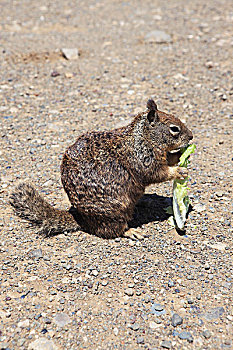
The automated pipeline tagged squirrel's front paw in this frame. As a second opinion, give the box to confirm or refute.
[175,167,188,180]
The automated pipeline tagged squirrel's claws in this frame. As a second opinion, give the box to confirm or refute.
[175,167,189,180]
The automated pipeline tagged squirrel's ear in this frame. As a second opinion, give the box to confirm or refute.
[146,99,158,123]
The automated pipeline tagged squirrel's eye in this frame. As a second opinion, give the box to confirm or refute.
[169,124,180,136]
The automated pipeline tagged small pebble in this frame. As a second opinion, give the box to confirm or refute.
[171,313,183,327]
[168,280,174,287]
[136,336,144,344]
[128,283,135,288]
[149,321,159,329]
[129,323,140,331]
[178,331,193,343]
[224,340,231,346]
[200,307,225,320]
[51,71,60,77]
[161,340,172,349]
[144,30,172,43]
[101,280,108,286]
[124,288,134,296]
[18,319,30,328]
[151,303,164,312]
[34,313,42,320]
[63,264,72,270]
[44,317,52,324]
[61,48,79,60]
[53,313,71,327]
[28,337,57,350]
[29,248,43,259]
[202,330,211,339]
[18,338,26,346]
[113,327,119,336]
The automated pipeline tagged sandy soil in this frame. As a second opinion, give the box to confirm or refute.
[0,0,232,349]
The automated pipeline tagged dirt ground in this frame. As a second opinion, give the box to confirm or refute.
[0,0,232,349]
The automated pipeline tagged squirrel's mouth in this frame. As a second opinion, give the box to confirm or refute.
[166,143,190,166]
[168,143,190,154]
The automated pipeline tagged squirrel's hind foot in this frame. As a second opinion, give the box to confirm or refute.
[124,228,146,240]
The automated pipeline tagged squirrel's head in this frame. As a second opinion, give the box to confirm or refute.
[145,99,193,152]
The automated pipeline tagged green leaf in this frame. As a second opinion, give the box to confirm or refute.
[179,144,196,167]
[172,144,196,230]
[167,216,176,227]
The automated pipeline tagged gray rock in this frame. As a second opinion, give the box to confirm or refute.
[152,303,164,311]
[129,323,140,331]
[168,280,174,287]
[124,288,134,296]
[53,312,71,327]
[28,337,58,350]
[224,340,232,346]
[29,248,43,259]
[34,313,42,320]
[202,330,211,339]
[50,290,57,295]
[128,282,135,288]
[44,317,52,324]
[61,48,79,60]
[43,255,50,261]
[187,298,194,304]
[149,321,158,329]
[113,327,118,336]
[178,331,193,343]
[136,336,144,344]
[101,280,108,286]
[155,317,162,324]
[200,307,225,320]
[151,303,164,314]
[63,264,72,270]
[18,338,26,346]
[171,313,183,327]
[161,340,172,349]
[144,30,172,44]
[18,319,30,328]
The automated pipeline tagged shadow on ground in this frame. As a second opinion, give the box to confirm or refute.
[129,193,171,228]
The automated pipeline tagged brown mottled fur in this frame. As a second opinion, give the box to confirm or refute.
[10,99,193,239]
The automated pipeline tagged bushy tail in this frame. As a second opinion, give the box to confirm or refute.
[9,183,81,235]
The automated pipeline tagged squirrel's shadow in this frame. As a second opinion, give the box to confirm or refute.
[129,193,171,228]
[56,193,171,238]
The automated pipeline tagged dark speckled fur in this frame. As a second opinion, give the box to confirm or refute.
[10,99,193,238]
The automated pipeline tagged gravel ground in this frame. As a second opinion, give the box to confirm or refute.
[0,0,232,349]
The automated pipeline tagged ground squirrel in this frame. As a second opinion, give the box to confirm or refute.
[10,99,193,239]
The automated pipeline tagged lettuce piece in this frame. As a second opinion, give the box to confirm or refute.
[179,144,196,167]
[172,180,190,229]
[167,216,176,227]
[172,144,196,230]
